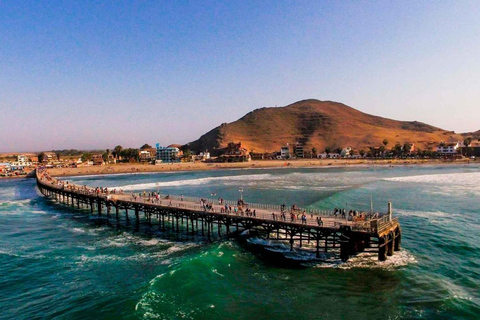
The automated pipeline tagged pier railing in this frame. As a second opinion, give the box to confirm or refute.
[36,169,394,234]
[111,195,351,229]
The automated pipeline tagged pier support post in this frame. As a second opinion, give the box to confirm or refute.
[340,236,349,262]
[378,237,387,261]
[394,229,401,251]
[207,220,211,241]
[135,207,140,228]
[387,232,394,256]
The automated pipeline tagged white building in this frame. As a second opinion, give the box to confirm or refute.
[197,151,210,161]
[280,144,290,159]
[17,155,30,166]
[317,152,340,159]
[340,147,352,158]
[11,155,32,167]
[436,142,459,155]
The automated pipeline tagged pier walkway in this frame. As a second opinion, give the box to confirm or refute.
[35,169,401,262]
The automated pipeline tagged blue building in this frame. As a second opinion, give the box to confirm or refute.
[156,144,180,163]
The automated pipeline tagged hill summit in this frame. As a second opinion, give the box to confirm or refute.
[185,99,462,153]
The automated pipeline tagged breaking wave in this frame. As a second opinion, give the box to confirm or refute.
[113,173,275,190]
[384,171,480,187]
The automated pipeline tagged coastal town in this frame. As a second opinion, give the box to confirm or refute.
[1,139,478,178]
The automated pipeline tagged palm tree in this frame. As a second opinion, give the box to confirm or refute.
[113,145,123,159]
[464,137,472,157]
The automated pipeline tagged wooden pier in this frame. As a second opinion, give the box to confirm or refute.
[35,169,401,262]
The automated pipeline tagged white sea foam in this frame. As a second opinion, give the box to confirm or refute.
[385,171,480,197]
[384,171,480,187]
[113,173,274,190]
[65,171,181,180]
[0,199,32,206]
[316,249,417,270]
[395,209,452,219]
[31,210,48,214]
[211,268,224,277]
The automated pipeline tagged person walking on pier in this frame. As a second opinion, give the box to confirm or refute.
[317,216,323,226]
[301,213,307,224]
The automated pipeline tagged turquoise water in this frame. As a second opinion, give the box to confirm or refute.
[1,165,479,319]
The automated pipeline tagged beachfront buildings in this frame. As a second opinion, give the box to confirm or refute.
[0,163,11,173]
[280,144,290,159]
[156,145,180,163]
[9,155,33,167]
[294,142,304,158]
[91,154,104,165]
[16,155,30,166]
[436,142,459,155]
[139,148,156,162]
[216,142,251,162]
[340,147,352,158]
[459,142,480,157]
[317,152,340,159]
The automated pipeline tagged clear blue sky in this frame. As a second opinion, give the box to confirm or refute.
[1,1,479,152]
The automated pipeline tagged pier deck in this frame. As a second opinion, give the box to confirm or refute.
[35,169,401,262]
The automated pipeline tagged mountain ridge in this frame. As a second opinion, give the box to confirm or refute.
[184,99,464,153]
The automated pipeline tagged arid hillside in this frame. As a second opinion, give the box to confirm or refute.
[462,130,480,139]
[185,99,463,153]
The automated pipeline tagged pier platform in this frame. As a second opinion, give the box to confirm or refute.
[35,169,401,262]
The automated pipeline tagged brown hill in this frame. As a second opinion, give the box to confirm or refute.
[185,99,463,153]
[462,130,480,139]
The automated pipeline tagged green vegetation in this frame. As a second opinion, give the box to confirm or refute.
[81,153,92,162]
[38,152,46,163]
[50,149,83,156]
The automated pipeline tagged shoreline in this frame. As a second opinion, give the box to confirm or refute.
[7,158,476,179]
[1,158,477,180]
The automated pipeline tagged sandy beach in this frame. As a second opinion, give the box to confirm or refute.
[39,158,476,178]
[1,158,476,180]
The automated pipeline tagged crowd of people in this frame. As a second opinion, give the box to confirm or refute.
[38,168,380,228]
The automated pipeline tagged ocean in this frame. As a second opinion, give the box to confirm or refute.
[0,165,479,319]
